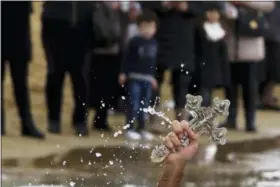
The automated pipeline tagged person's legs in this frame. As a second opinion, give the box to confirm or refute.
[149,64,166,134]
[224,64,239,129]
[42,19,66,134]
[200,88,212,107]
[241,63,257,132]
[10,60,45,138]
[69,66,88,135]
[44,43,66,133]
[137,81,154,140]
[172,69,191,121]
[137,81,152,131]
[126,80,141,130]
[125,80,142,140]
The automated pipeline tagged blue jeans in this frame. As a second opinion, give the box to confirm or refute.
[126,80,152,131]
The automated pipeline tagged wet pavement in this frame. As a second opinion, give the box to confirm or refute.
[2,147,280,187]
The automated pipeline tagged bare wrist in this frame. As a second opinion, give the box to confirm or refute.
[158,162,186,187]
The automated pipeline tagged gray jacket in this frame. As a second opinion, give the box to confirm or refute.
[224,2,275,62]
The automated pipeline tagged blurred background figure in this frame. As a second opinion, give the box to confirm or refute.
[222,1,275,132]
[141,1,203,133]
[258,2,280,111]
[1,2,45,139]
[119,10,158,141]
[126,2,142,42]
[88,2,127,132]
[41,2,93,136]
[190,2,230,107]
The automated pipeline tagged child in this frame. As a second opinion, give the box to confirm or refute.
[190,3,230,106]
[119,10,158,140]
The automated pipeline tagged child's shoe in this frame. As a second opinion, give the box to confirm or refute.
[125,130,141,140]
[140,130,154,141]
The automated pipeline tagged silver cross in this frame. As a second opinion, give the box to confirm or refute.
[149,94,230,163]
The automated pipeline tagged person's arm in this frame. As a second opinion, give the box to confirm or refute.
[157,120,199,187]
[157,161,186,187]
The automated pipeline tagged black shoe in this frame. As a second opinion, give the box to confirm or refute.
[48,121,61,134]
[219,122,237,130]
[22,120,45,139]
[94,125,112,132]
[74,124,89,137]
[257,104,280,111]
[246,127,257,133]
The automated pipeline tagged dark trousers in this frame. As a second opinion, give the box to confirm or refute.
[89,54,121,128]
[126,80,152,131]
[1,60,33,133]
[42,19,88,127]
[154,64,191,110]
[226,62,258,130]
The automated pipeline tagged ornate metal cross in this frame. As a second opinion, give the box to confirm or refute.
[146,94,230,163]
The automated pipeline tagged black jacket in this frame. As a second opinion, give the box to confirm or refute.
[265,2,280,43]
[42,2,93,27]
[194,25,230,88]
[2,2,32,62]
[141,2,204,70]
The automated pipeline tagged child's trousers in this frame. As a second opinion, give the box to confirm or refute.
[126,79,152,131]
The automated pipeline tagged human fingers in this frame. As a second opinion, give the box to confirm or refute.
[168,132,181,150]
[164,135,176,153]
[181,120,199,140]
[171,120,183,138]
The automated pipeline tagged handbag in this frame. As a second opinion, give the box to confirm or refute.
[236,7,269,37]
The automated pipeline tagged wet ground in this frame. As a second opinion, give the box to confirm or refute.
[2,147,280,187]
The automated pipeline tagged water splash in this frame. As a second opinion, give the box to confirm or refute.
[143,97,172,125]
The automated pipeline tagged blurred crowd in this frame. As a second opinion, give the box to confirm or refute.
[1,1,280,140]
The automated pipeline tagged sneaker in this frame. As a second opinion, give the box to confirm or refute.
[125,130,141,140]
[140,130,154,141]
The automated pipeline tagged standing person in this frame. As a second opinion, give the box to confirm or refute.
[222,2,275,132]
[141,1,203,126]
[41,2,93,136]
[119,10,158,140]
[190,2,230,106]
[1,2,45,139]
[258,2,280,111]
[88,2,127,132]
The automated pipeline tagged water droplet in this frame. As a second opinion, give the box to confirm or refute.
[70,181,76,187]
[121,96,126,100]
[193,85,197,88]
[113,132,119,137]
[95,152,102,157]
[181,63,185,68]
[109,160,114,165]
[101,133,104,138]
[123,124,130,129]
[62,160,67,165]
